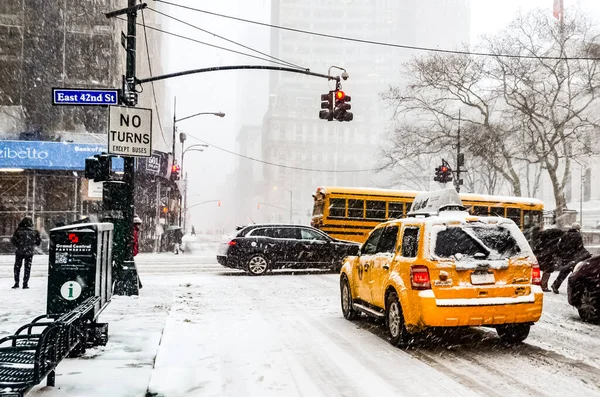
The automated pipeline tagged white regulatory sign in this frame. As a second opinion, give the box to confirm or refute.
[108,106,152,157]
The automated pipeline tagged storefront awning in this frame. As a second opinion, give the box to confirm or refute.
[0,140,123,171]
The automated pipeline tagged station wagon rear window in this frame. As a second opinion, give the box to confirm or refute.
[433,225,522,260]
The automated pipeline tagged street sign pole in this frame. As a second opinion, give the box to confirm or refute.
[122,0,137,295]
[104,0,147,296]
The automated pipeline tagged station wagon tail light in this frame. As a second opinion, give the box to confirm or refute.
[410,265,431,290]
[531,264,541,285]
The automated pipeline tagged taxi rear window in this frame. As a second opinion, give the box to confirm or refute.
[434,225,521,260]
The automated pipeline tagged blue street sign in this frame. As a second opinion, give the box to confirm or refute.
[52,88,119,106]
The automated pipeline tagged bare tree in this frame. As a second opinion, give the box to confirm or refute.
[382,10,600,213]
[485,11,600,214]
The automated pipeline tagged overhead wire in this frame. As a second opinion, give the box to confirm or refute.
[140,8,169,147]
[116,16,301,69]
[185,134,382,173]
[154,0,600,61]
[147,6,305,70]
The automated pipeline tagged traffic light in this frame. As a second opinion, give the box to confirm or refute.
[434,163,453,183]
[85,153,111,182]
[319,91,334,121]
[333,90,353,122]
[170,164,180,181]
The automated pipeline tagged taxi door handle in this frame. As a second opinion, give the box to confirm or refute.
[383,263,390,271]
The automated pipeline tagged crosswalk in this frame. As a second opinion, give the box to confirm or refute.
[0,251,228,279]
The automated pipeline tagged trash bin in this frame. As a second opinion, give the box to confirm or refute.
[47,223,113,318]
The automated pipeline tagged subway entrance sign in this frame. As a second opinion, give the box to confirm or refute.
[52,88,119,106]
[108,105,152,157]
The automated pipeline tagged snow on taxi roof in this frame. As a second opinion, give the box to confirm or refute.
[408,188,467,216]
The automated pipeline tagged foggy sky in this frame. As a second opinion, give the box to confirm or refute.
[155,0,600,233]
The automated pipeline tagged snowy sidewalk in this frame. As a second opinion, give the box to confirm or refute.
[0,277,176,397]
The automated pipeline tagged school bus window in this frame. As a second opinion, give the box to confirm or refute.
[388,202,403,219]
[506,207,521,224]
[405,202,412,215]
[472,206,489,216]
[329,198,346,217]
[489,207,504,217]
[366,200,386,220]
[348,199,364,219]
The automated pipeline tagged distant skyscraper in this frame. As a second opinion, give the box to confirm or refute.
[258,0,471,221]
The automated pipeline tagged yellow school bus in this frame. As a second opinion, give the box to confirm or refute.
[311,186,544,243]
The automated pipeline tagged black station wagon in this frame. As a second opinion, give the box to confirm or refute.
[217,224,360,275]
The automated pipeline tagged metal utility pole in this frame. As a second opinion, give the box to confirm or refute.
[105,0,147,295]
[172,96,177,160]
[123,0,137,264]
[455,110,464,192]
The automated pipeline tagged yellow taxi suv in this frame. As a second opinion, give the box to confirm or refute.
[340,189,544,346]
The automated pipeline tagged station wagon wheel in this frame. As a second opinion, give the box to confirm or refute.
[578,286,600,323]
[340,277,357,320]
[496,323,530,344]
[246,254,269,276]
[386,292,410,346]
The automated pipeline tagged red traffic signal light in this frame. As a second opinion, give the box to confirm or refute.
[335,90,345,100]
[170,164,181,181]
[441,166,448,173]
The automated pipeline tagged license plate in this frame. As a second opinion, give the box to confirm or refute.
[471,272,495,285]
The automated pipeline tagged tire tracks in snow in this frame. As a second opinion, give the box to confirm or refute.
[240,273,479,397]
[297,274,600,396]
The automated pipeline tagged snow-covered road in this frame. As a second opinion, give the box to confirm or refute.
[1,253,599,396]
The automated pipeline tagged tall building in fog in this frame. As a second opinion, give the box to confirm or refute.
[258,0,471,222]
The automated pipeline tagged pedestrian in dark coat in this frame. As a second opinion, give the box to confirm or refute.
[552,223,591,294]
[173,228,184,254]
[10,217,41,289]
[534,227,564,292]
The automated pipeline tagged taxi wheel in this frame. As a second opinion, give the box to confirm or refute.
[246,254,269,276]
[496,324,530,344]
[340,277,357,320]
[386,292,410,346]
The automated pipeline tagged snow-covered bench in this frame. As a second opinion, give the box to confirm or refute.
[0,296,100,397]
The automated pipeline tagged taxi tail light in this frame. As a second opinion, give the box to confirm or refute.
[531,264,541,285]
[228,240,237,246]
[410,265,431,290]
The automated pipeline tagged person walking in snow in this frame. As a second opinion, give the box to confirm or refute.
[173,227,184,254]
[552,223,591,294]
[534,227,564,292]
[10,217,41,289]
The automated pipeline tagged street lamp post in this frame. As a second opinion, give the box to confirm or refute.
[170,98,225,228]
[274,186,293,223]
[181,143,209,231]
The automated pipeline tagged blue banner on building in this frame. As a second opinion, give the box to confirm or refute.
[0,140,123,171]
